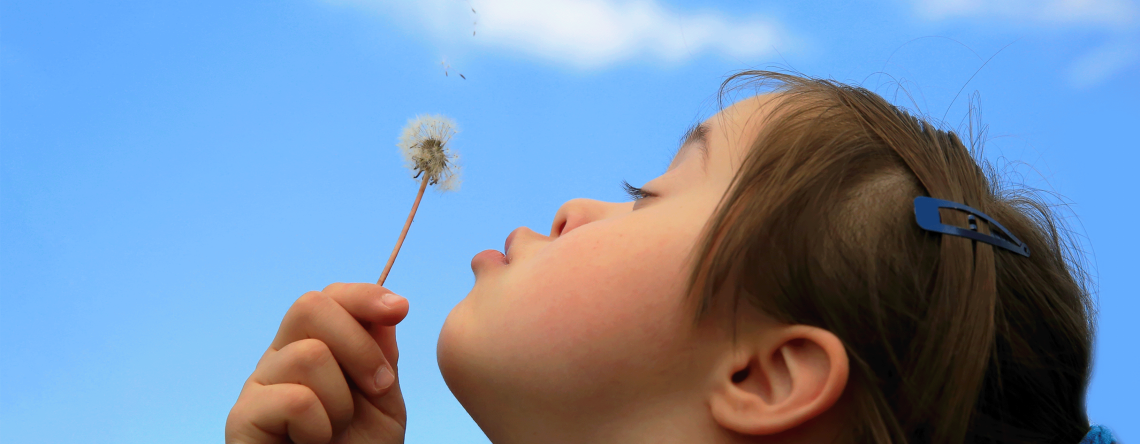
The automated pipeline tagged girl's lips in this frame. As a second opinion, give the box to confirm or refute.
[472,249,508,271]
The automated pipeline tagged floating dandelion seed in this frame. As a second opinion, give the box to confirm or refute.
[441,57,468,80]
[470,3,478,36]
[379,115,462,285]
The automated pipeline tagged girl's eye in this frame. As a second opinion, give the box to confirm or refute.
[621,179,655,201]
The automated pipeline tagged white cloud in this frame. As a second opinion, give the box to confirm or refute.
[914,0,1138,29]
[1067,36,1140,87]
[327,0,796,69]
[910,0,1140,87]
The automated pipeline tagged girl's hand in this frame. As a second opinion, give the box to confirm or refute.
[226,283,410,444]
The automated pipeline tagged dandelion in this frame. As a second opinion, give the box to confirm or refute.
[378,114,462,285]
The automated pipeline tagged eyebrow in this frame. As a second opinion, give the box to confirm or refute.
[673,122,709,172]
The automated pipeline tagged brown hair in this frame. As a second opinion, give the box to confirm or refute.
[685,71,1095,444]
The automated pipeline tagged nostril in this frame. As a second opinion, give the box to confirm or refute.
[554,219,567,237]
[731,367,750,383]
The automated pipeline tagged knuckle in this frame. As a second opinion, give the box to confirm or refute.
[282,385,320,417]
[223,410,246,442]
[292,291,331,319]
[321,282,346,294]
[289,339,333,371]
[226,396,248,424]
[227,384,268,431]
[296,291,328,308]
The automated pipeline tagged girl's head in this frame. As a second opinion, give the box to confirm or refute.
[437,71,1095,444]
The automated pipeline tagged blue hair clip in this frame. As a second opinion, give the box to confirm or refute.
[913,196,1030,257]
[1080,425,1117,444]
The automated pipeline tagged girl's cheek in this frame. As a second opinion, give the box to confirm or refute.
[439,221,709,417]
[505,232,691,357]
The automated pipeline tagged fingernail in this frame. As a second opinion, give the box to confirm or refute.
[381,293,404,307]
[375,365,395,391]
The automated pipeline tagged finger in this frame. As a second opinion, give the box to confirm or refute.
[320,282,409,327]
[253,339,354,435]
[368,323,400,372]
[345,385,408,442]
[228,383,331,444]
[365,323,407,421]
[317,282,408,369]
[270,291,394,396]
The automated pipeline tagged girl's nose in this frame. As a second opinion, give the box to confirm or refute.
[549,198,633,237]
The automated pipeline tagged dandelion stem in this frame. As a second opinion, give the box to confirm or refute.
[379,174,430,286]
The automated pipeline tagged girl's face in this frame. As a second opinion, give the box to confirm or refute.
[438,95,780,442]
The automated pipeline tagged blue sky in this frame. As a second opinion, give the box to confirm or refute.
[2,0,1137,442]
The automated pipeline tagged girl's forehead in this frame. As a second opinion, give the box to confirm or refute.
[704,93,784,170]
[710,93,784,132]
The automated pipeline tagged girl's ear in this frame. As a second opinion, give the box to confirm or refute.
[707,325,849,436]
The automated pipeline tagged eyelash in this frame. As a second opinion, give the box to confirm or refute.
[621,179,655,201]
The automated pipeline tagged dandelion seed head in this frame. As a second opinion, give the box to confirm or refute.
[397,114,462,192]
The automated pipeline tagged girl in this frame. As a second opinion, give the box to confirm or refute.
[225,71,1114,444]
